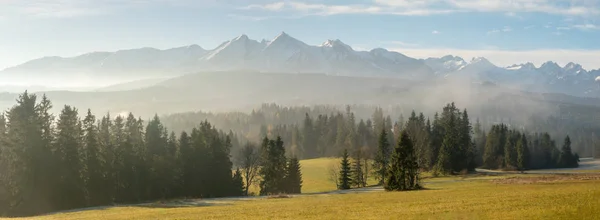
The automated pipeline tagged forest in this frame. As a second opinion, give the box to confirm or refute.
[0,92,580,216]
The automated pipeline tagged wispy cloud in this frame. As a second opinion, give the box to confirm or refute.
[504,12,523,19]
[241,0,600,17]
[2,0,215,18]
[573,24,600,31]
[487,26,512,34]
[386,41,420,47]
[432,30,440,34]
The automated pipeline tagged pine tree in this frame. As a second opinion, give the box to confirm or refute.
[516,134,529,171]
[55,105,86,210]
[302,113,316,159]
[504,133,517,169]
[434,104,458,175]
[373,128,390,184]
[232,169,245,197]
[385,131,420,191]
[3,92,56,215]
[338,149,352,190]
[82,109,109,206]
[259,136,287,195]
[559,136,577,168]
[351,149,366,188]
[284,157,303,194]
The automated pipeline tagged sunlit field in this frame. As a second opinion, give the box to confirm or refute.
[6,158,600,220]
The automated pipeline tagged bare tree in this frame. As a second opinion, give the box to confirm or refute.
[328,162,340,189]
[236,143,261,196]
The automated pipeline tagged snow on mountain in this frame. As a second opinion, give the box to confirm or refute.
[505,62,536,71]
[201,34,264,70]
[423,55,467,75]
[2,31,599,97]
[194,32,433,77]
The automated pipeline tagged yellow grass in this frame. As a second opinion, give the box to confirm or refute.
[6,158,600,220]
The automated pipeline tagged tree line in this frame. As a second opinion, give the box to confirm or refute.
[160,103,599,158]
[332,103,579,191]
[0,92,305,217]
[0,92,579,215]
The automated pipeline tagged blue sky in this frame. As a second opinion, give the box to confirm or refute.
[1,0,600,70]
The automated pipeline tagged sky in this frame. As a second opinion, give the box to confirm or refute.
[1,0,600,70]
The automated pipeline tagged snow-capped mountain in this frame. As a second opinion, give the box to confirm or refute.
[423,55,467,75]
[1,32,600,97]
[193,32,433,77]
[429,57,600,96]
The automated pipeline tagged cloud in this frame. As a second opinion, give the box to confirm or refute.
[2,0,217,18]
[386,41,420,47]
[487,26,511,34]
[244,2,285,11]
[432,30,440,34]
[524,25,535,30]
[573,24,599,30]
[240,1,458,16]
[389,47,600,70]
[242,0,600,17]
[504,12,523,19]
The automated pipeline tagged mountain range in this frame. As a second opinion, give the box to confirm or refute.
[2,32,599,97]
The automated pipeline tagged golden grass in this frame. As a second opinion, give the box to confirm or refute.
[7,158,600,220]
[16,175,600,220]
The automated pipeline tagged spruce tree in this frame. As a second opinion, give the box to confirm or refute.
[259,136,287,195]
[373,128,390,184]
[55,105,86,210]
[82,109,108,206]
[504,133,517,169]
[351,149,366,188]
[385,131,420,191]
[232,169,245,197]
[559,136,577,168]
[516,134,529,171]
[338,149,352,190]
[285,157,303,194]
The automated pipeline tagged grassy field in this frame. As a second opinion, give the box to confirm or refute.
[7,158,600,220]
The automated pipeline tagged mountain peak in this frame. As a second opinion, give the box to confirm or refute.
[320,39,352,51]
[440,55,465,62]
[234,34,249,41]
[470,57,491,64]
[506,62,536,70]
[564,62,586,75]
[541,61,560,68]
[266,31,306,48]
[564,62,582,70]
[273,31,292,41]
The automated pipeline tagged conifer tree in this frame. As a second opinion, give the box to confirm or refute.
[82,109,109,206]
[259,136,287,195]
[351,149,366,188]
[373,128,390,184]
[285,156,303,194]
[385,131,420,191]
[55,105,86,210]
[559,136,577,168]
[338,149,352,190]
[516,134,529,171]
[232,169,245,196]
